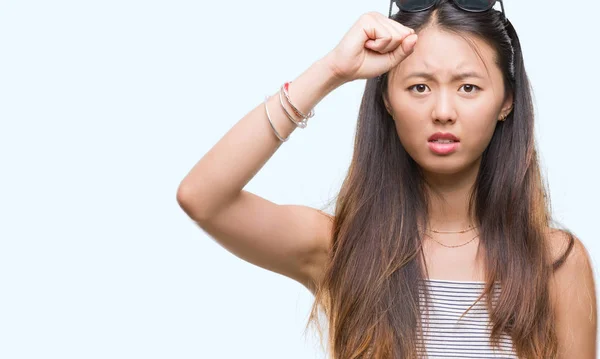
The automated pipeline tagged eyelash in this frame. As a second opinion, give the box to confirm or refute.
[407,84,481,94]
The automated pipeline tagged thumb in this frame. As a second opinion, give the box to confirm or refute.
[393,33,418,61]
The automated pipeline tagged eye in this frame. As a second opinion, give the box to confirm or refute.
[460,84,481,93]
[408,84,430,93]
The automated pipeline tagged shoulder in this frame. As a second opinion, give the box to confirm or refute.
[545,228,576,270]
[544,228,595,273]
[546,228,594,290]
[546,228,598,358]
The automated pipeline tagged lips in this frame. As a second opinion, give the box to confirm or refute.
[428,132,460,142]
[427,132,460,155]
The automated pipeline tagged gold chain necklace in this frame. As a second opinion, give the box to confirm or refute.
[423,232,480,248]
[419,224,479,248]
[429,225,478,234]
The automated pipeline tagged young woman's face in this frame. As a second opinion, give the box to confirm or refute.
[385,26,513,176]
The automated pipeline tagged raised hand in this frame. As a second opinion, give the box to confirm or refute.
[323,11,418,83]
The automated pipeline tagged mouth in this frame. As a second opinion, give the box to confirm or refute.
[427,132,460,142]
[427,139,460,155]
[428,139,458,144]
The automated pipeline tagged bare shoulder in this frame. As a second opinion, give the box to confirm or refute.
[544,228,595,273]
[546,228,598,358]
[545,228,576,269]
[545,228,594,288]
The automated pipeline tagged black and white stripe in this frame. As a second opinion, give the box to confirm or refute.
[416,279,518,359]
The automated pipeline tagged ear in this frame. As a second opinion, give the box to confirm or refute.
[383,97,394,118]
[499,92,514,121]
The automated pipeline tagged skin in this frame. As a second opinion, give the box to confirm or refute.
[384,24,513,250]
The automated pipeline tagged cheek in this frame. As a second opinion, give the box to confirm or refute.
[392,104,428,144]
[462,114,499,152]
[393,119,427,159]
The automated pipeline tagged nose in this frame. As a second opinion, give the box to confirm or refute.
[431,90,457,124]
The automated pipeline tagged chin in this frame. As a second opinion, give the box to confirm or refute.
[414,156,476,176]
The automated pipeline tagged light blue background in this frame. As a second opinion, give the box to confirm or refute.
[1,0,598,358]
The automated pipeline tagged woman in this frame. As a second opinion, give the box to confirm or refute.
[177,0,597,358]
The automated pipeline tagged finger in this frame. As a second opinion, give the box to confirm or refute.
[370,14,416,54]
[398,23,417,56]
[363,23,394,53]
[374,17,408,54]
[393,33,418,60]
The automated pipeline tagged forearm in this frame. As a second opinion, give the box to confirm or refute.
[177,57,344,220]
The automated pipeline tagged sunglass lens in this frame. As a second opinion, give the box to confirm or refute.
[453,0,496,11]
[396,0,437,12]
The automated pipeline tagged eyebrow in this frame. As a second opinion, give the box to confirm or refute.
[403,71,486,81]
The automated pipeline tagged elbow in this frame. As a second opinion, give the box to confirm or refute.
[176,181,193,207]
[176,182,212,223]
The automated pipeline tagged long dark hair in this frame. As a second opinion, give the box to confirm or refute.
[305,1,575,358]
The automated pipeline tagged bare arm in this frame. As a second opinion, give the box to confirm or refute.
[177,58,343,220]
[176,12,417,292]
[550,233,598,358]
[176,58,344,291]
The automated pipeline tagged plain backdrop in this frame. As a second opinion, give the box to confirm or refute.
[1,0,598,358]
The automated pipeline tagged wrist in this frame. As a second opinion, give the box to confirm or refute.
[313,56,348,92]
[286,59,346,115]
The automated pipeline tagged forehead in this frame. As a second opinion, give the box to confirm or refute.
[391,26,499,82]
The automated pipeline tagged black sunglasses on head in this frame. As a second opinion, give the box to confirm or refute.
[388,0,507,23]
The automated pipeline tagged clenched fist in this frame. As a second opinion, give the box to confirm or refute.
[323,12,418,83]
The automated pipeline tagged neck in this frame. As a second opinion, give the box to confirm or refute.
[421,159,481,232]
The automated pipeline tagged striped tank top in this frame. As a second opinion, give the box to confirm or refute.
[416,279,518,358]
